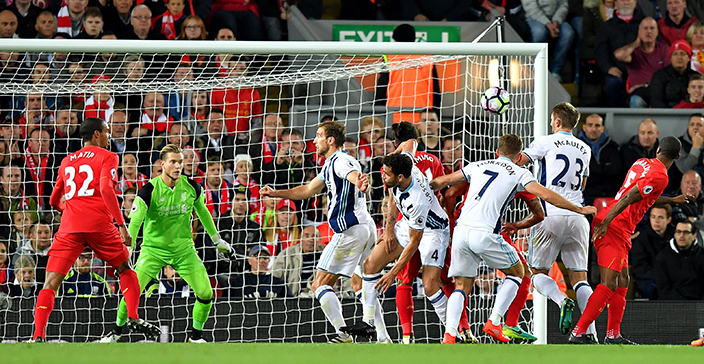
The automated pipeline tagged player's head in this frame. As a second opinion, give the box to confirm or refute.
[392,121,419,146]
[315,121,345,157]
[393,24,415,42]
[497,134,523,161]
[656,136,681,165]
[381,153,413,188]
[550,102,580,132]
[159,144,184,182]
[80,117,109,148]
[674,220,696,250]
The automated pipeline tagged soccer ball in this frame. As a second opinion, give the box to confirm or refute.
[481,87,510,115]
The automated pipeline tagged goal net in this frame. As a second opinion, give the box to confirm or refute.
[0,39,547,343]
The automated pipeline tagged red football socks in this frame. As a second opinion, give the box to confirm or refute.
[505,276,531,327]
[120,269,141,319]
[607,287,628,338]
[572,284,614,335]
[33,289,56,340]
[396,285,414,335]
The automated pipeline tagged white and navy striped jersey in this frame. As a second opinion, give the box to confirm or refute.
[523,131,591,216]
[391,159,449,232]
[317,150,372,233]
[456,157,537,233]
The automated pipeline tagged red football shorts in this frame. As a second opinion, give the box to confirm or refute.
[47,229,130,276]
[593,215,630,272]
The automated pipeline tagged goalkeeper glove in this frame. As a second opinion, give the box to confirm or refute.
[215,239,233,255]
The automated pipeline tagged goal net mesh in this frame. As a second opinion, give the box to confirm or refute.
[0,47,538,343]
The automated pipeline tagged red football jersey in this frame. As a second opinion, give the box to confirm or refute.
[607,158,669,234]
[414,151,445,180]
[53,146,124,233]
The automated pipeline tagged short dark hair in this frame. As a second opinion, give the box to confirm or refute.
[284,128,304,140]
[498,134,523,156]
[658,136,681,160]
[382,153,413,179]
[209,108,224,117]
[80,117,105,142]
[85,6,103,20]
[690,74,704,83]
[552,102,580,130]
[392,121,418,144]
[321,115,338,123]
[421,108,439,119]
[345,137,357,145]
[676,219,695,234]
[102,30,116,37]
[318,121,346,148]
[124,186,138,196]
[651,203,672,218]
[53,32,71,39]
[690,113,704,120]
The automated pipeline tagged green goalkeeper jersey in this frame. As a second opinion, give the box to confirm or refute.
[129,175,218,255]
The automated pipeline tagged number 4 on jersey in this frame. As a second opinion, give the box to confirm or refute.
[64,165,95,200]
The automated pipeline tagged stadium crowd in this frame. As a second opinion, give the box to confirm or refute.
[1,0,704,307]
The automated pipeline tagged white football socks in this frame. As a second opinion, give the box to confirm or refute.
[532,273,568,306]
[444,290,466,337]
[315,285,347,336]
[362,273,382,326]
[355,288,390,342]
[491,275,522,325]
[574,280,597,337]
[427,289,448,326]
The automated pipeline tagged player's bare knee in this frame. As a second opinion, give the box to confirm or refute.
[362,257,381,275]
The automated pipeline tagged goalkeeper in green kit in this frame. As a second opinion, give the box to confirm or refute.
[101,144,234,343]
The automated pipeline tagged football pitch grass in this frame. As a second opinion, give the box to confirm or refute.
[3,343,700,364]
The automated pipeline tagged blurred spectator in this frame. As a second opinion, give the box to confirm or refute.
[578,114,623,205]
[108,109,129,154]
[671,170,704,224]
[441,136,464,174]
[90,32,124,79]
[657,0,698,46]
[117,153,148,192]
[649,39,698,108]
[630,204,674,299]
[158,265,191,297]
[177,15,207,41]
[34,11,55,39]
[84,75,113,122]
[481,0,531,42]
[227,245,292,298]
[15,222,51,286]
[674,74,704,108]
[210,0,266,41]
[151,123,198,163]
[124,5,168,40]
[198,109,236,175]
[30,62,51,84]
[358,116,384,165]
[523,0,575,81]
[8,210,34,257]
[0,165,39,226]
[202,158,234,219]
[165,65,193,121]
[417,108,443,158]
[687,21,703,73]
[232,154,259,212]
[258,0,288,41]
[102,0,134,39]
[654,220,704,299]
[182,147,204,182]
[0,139,11,168]
[57,0,88,37]
[138,91,173,135]
[60,251,111,296]
[9,254,37,297]
[401,0,488,21]
[9,0,41,39]
[18,92,53,138]
[595,0,645,106]
[343,137,359,160]
[152,0,187,40]
[1,119,24,163]
[672,114,704,189]
[180,90,210,136]
[270,225,323,296]
[473,266,498,300]
[50,106,81,155]
[151,159,163,179]
[211,60,262,139]
[253,193,277,230]
[0,241,8,294]
[0,9,19,38]
[253,113,283,172]
[369,135,394,208]
[621,118,659,168]
[24,128,57,209]
[121,186,137,224]
[263,198,300,257]
[209,185,262,274]
[77,7,104,39]
[614,17,670,107]
[261,128,315,190]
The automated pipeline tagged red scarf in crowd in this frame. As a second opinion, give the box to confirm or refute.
[23,147,48,208]
[85,95,114,122]
[204,182,230,217]
[117,173,148,193]
[155,11,181,40]
[16,188,31,210]
[262,134,275,164]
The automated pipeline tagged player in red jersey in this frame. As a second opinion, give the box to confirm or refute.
[569,136,688,345]
[31,118,160,342]
[445,182,545,342]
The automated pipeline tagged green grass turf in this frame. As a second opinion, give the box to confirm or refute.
[2,343,701,364]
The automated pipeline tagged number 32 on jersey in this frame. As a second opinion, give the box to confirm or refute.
[64,165,95,200]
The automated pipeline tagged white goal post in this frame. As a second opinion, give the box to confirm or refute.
[0,38,548,343]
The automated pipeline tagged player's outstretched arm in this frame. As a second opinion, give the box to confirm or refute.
[376,228,422,294]
[260,177,325,201]
[592,185,643,241]
[525,182,597,216]
[430,170,465,191]
[193,191,233,256]
[503,196,545,236]
[347,171,369,194]
[393,139,418,155]
[655,194,693,206]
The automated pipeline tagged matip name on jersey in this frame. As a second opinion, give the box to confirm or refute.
[69,151,96,161]
[476,159,516,175]
[552,139,589,156]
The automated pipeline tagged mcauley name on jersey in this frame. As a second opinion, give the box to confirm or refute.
[552,139,589,156]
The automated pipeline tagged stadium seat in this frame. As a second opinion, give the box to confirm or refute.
[593,197,614,213]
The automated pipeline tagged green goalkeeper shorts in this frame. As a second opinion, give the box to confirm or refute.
[133,246,212,299]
